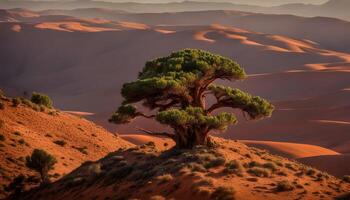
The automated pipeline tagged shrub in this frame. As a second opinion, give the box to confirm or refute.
[72,146,88,155]
[211,186,236,200]
[26,149,57,184]
[204,157,226,169]
[342,175,350,183]
[5,174,26,195]
[18,139,25,145]
[0,134,5,141]
[13,131,21,136]
[276,181,294,192]
[262,162,278,172]
[53,140,67,147]
[223,160,243,176]
[188,162,207,172]
[31,92,53,108]
[0,101,4,110]
[156,174,173,184]
[247,167,270,177]
[12,98,21,107]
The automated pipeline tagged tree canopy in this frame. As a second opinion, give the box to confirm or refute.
[110,49,274,148]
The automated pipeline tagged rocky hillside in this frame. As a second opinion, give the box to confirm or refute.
[19,138,350,200]
[0,93,133,198]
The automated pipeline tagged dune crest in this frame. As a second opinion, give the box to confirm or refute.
[118,21,150,30]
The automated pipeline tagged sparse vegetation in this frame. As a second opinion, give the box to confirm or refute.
[13,131,21,136]
[72,146,88,155]
[276,180,294,192]
[12,98,21,107]
[5,175,26,196]
[211,186,236,200]
[109,49,274,148]
[343,175,350,183]
[25,149,57,184]
[223,160,243,176]
[247,167,270,177]
[0,134,5,141]
[31,92,53,108]
[18,139,26,145]
[0,101,4,110]
[53,140,67,147]
[156,174,173,184]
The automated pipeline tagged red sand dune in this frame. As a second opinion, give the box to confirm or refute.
[240,140,340,159]
[298,154,350,178]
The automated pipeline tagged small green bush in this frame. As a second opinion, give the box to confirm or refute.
[276,181,294,192]
[53,140,66,147]
[247,167,270,177]
[211,186,236,200]
[31,92,53,108]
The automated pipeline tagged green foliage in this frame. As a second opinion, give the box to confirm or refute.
[156,107,237,131]
[110,49,274,148]
[209,85,274,119]
[31,92,53,108]
[109,104,139,124]
[25,149,57,183]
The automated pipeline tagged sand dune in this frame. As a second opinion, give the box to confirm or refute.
[0,97,132,198]
[298,154,350,178]
[1,10,350,157]
[241,140,340,159]
[118,21,150,30]
[121,134,339,159]
[194,30,215,43]
[35,21,119,32]
[154,28,176,34]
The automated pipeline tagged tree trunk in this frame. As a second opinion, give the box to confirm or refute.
[174,129,209,149]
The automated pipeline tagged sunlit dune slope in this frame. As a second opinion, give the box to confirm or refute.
[19,137,350,200]
[0,96,133,198]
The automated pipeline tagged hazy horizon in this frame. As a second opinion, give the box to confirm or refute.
[10,0,329,6]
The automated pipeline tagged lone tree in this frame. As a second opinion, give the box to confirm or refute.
[110,49,274,148]
[26,149,57,184]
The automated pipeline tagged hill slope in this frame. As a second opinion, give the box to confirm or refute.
[0,95,133,198]
[18,137,350,200]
